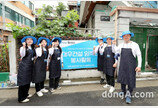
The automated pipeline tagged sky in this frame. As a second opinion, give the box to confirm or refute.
[32,0,68,9]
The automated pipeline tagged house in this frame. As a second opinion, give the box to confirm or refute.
[79,1,158,71]
[0,1,35,82]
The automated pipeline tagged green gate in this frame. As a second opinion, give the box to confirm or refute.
[130,27,158,71]
[130,27,147,71]
[147,28,158,69]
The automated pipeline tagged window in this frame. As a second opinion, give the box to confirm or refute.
[15,12,19,22]
[5,7,16,21]
[21,16,24,24]
[10,10,16,21]
[32,3,34,10]
[29,2,34,10]
[22,1,25,4]
[25,17,30,26]
[19,14,21,23]
[22,1,34,10]
[25,1,29,7]
[5,6,11,19]
[3,5,34,27]
[23,17,26,25]
[24,17,35,27]
[31,20,34,27]
[5,6,11,13]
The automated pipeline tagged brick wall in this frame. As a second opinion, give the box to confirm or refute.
[0,16,15,24]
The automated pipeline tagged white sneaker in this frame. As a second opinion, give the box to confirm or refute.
[21,98,29,103]
[27,94,32,98]
[36,91,43,97]
[50,88,55,93]
[109,86,115,93]
[103,84,110,88]
[57,86,61,90]
[41,88,48,93]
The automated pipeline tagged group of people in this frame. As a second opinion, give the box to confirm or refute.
[17,36,63,103]
[17,30,142,104]
[93,30,142,104]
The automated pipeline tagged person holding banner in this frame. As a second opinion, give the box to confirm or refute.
[33,37,50,97]
[48,37,63,93]
[103,36,117,93]
[93,37,107,85]
[114,31,142,104]
[17,36,37,103]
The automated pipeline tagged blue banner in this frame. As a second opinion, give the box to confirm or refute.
[61,40,98,70]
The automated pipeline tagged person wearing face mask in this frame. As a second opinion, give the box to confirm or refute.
[18,36,37,103]
[102,36,117,93]
[47,37,63,93]
[33,37,50,97]
[114,31,142,104]
[93,37,107,85]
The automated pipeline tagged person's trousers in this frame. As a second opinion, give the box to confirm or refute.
[18,84,30,102]
[49,77,60,89]
[100,71,106,80]
[106,74,115,87]
[35,81,44,92]
[121,84,133,96]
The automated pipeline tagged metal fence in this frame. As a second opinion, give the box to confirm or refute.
[0,36,9,72]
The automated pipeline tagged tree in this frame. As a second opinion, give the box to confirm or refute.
[7,3,83,38]
[56,2,66,17]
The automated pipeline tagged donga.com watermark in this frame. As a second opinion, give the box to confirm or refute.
[102,91,155,99]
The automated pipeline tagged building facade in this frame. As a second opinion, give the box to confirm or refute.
[0,1,35,82]
[80,1,158,71]
[79,1,158,36]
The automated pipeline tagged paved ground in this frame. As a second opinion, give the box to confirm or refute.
[0,80,158,106]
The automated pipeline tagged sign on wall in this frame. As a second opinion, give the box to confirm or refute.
[100,16,110,21]
[60,40,98,70]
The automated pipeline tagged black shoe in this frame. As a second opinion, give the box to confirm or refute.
[118,92,125,99]
[100,79,104,85]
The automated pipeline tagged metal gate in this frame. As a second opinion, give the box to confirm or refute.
[0,36,9,72]
[130,27,147,71]
[130,27,158,71]
[147,28,158,69]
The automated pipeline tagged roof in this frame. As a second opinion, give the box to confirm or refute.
[80,1,110,26]
[110,6,158,16]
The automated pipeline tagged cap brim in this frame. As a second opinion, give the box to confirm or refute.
[51,37,62,44]
[21,36,37,44]
[120,33,134,39]
[37,37,50,46]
